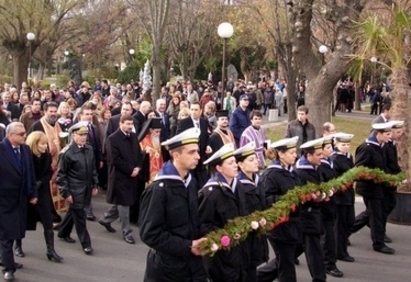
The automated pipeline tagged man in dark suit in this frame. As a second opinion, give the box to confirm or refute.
[154,98,171,162]
[176,102,212,187]
[77,105,103,221]
[99,114,143,244]
[132,101,151,133]
[0,122,37,281]
[1,92,20,121]
[106,102,137,137]
[372,104,391,124]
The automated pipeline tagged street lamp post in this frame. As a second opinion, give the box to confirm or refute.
[319,45,328,65]
[218,22,234,102]
[129,48,135,64]
[26,32,36,80]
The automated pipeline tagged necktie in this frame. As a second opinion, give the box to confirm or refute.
[14,147,21,163]
[195,122,200,128]
[88,124,94,139]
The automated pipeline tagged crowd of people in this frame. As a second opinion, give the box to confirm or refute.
[0,77,403,282]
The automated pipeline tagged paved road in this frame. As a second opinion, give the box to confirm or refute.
[15,194,411,282]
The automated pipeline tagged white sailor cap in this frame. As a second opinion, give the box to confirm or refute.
[322,134,335,145]
[204,143,235,166]
[390,120,404,129]
[234,142,256,162]
[269,136,299,151]
[161,127,200,150]
[300,138,324,150]
[69,121,89,134]
[372,122,394,132]
[333,132,354,143]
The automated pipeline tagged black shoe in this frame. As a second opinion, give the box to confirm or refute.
[384,235,393,243]
[83,247,94,255]
[3,271,14,281]
[326,268,344,278]
[60,236,76,243]
[86,213,96,221]
[14,246,25,258]
[337,255,355,262]
[124,235,135,244]
[98,220,116,233]
[374,245,395,254]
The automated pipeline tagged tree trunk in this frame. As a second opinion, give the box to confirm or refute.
[37,62,46,80]
[151,44,161,103]
[354,80,362,111]
[12,52,30,91]
[390,66,411,192]
[305,65,339,137]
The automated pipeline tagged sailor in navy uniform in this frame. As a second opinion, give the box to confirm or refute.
[330,133,355,262]
[295,138,328,282]
[257,136,301,282]
[351,122,395,255]
[198,144,248,282]
[138,128,208,282]
[234,142,268,282]
[319,135,343,278]
[382,121,403,243]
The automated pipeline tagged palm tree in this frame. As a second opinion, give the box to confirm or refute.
[350,3,411,191]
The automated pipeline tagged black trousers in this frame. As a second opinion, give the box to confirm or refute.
[362,197,385,248]
[303,234,326,282]
[58,207,91,248]
[322,219,337,269]
[382,190,397,234]
[271,239,297,282]
[0,240,15,273]
[335,205,355,258]
[350,198,370,234]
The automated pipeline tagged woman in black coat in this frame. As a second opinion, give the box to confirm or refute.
[234,142,268,282]
[198,144,248,282]
[15,131,63,262]
[330,133,355,262]
[258,136,301,282]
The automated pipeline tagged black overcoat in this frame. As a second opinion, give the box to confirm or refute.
[0,139,37,240]
[106,129,142,206]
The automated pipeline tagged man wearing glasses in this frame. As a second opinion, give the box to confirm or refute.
[0,122,37,281]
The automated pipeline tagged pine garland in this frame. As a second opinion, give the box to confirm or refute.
[200,166,404,255]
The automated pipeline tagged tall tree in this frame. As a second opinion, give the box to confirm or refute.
[287,0,367,134]
[167,0,221,81]
[352,2,411,190]
[128,0,171,102]
[0,0,86,89]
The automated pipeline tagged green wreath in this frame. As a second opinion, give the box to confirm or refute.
[200,166,404,255]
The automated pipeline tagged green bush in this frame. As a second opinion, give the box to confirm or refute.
[117,62,140,84]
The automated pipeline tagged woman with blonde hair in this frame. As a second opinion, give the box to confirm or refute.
[16,131,63,262]
[56,102,73,131]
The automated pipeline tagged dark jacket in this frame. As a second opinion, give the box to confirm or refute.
[26,152,57,230]
[261,161,301,243]
[355,136,387,199]
[106,114,140,138]
[285,120,316,156]
[57,143,98,209]
[238,172,268,266]
[86,123,103,167]
[154,110,171,142]
[0,139,37,240]
[331,150,354,205]
[132,110,146,133]
[106,129,142,206]
[198,174,248,282]
[139,162,207,282]
[229,107,251,144]
[319,158,337,221]
[295,156,324,235]
[384,140,401,192]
